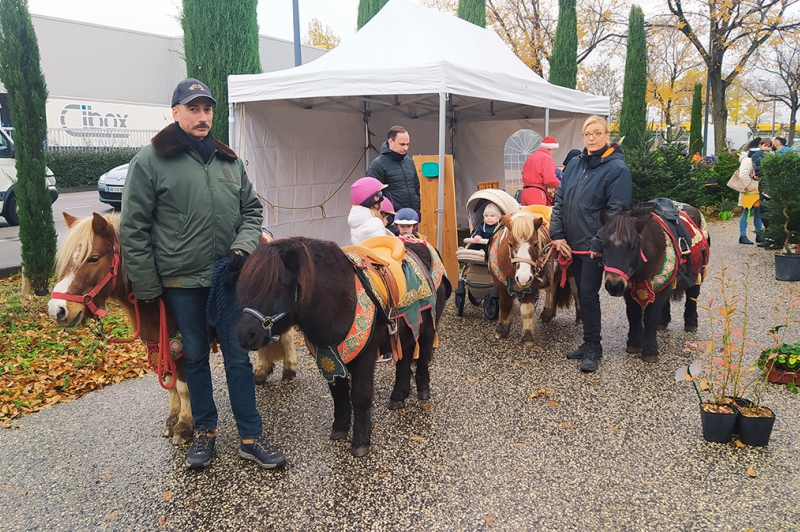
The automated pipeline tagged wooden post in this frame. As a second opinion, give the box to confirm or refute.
[412,155,459,280]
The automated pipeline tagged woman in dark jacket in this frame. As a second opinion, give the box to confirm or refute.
[549,116,632,373]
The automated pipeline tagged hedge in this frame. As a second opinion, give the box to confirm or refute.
[45,149,139,188]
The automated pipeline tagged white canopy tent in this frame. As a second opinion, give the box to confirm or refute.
[228,0,609,246]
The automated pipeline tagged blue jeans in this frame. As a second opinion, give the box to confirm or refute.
[165,285,262,439]
[570,254,604,344]
[739,207,763,237]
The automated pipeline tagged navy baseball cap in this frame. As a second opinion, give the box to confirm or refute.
[171,78,217,107]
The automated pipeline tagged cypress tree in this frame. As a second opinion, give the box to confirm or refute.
[0,0,56,295]
[548,0,578,88]
[688,83,704,157]
[358,0,389,29]
[458,0,486,28]
[181,0,262,144]
[618,5,648,155]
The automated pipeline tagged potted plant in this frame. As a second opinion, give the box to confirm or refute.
[714,198,735,221]
[758,339,800,390]
[760,151,800,280]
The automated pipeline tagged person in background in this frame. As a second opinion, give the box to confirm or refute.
[121,78,286,470]
[521,136,561,206]
[549,116,632,373]
[757,136,791,247]
[772,136,790,154]
[737,137,766,245]
[380,197,396,228]
[366,125,420,216]
[348,177,393,245]
[555,148,583,183]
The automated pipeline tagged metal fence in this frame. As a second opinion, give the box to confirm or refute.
[1,127,158,151]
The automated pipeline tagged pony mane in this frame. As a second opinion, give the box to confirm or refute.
[602,210,650,245]
[509,211,537,242]
[238,243,286,308]
[56,213,121,278]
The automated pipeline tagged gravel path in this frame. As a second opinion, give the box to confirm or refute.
[1,215,798,531]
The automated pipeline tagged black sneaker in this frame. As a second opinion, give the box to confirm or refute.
[239,435,287,469]
[579,343,603,373]
[186,428,216,469]
[739,236,754,245]
[566,342,603,360]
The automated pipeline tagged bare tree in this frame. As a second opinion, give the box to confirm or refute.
[756,35,800,146]
[578,61,622,123]
[666,0,800,153]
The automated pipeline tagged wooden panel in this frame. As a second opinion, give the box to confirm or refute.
[413,155,459,280]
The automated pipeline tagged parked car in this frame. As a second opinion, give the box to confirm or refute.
[97,163,129,210]
[0,128,58,226]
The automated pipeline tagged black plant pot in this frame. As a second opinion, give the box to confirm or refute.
[775,253,800,282]
[699,403,737,443]
[737,406,776,447]
[732,398,754,435]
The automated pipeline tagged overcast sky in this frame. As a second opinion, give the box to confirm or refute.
[28,0,363,42]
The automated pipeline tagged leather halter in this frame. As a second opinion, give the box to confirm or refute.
[241,285,297,344]
[51,243,121,319]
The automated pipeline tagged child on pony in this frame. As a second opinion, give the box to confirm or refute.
[348,177,394,245]
[393,208,428,245]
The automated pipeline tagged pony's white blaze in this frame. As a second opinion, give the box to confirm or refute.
[47,272,75,320]
[515,241,534,285]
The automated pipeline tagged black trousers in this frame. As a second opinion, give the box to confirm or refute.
[570,254,604,344]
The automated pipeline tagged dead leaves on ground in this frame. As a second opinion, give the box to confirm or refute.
[0,277,149,424]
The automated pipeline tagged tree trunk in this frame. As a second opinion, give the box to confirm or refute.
[709,65,728,154]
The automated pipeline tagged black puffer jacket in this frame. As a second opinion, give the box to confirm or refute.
[550,144,632,254]
[366,142,420,214]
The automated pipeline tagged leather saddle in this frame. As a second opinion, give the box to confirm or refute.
[342,235,408,309]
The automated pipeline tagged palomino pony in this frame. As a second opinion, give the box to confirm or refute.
[235,236,450,457]
[47,212,297,445]
[489,211,576,346]
[599,201,710,362]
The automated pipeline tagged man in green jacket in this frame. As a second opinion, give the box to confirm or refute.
[121,78,285,470]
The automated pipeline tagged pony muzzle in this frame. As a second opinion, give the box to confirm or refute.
[603,267,629,297]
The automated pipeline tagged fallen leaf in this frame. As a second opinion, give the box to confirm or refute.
[746,468,757,478]
[475,337,483,341]
[162,491,174,500]
[185,502,197,508]
[485,515,494,526]
[528,392,539,399]
[410,435,425,441]
[103,512,119,521]
[513,442,526,447]
[158,518,167,526]
[421,403,434,410]
[547,400,560,408]
[592,381,599,386]
[560,423,571,429]
[734,439,746,449]
[467,377,476,383]
[610,427,618,433]
[520,363,532,369]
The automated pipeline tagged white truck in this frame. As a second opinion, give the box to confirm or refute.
[0,128,58,226]
[703,124,753,155]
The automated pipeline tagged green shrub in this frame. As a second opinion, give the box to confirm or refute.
[45,149,139,188]
[761,151,800,252]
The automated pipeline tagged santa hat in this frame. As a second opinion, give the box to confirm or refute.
[483,202,502,217]
[540,136,559,150]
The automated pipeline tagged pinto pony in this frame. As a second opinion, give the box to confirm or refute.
[235,236,450,457]
[599,202,710,362]
[489,211,576,347]
[47,212,297,445]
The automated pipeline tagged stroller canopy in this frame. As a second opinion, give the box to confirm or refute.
[465,189,520,232]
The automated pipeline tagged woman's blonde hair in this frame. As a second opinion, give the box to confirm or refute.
[582,115,609,134]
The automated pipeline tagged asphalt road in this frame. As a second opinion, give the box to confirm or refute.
[0,189,112,274]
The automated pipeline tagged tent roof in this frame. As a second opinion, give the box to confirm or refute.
[228,0,609,117]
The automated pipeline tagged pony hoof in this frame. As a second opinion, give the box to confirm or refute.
[254,373,268,385]
[684,323,698,332]
[540,311,554,323]
[641,353,658,363]
[162,427,174,438]
[388,400,405,410]
[330,429,349,440]
[417,390,431,401]
[351,445,371,458]
[575,317,583,325]
[281,370,297,384]
[172,422,193,446]
[626,345,642,354]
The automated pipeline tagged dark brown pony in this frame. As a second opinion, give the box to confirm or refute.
[235,236,451,457]
[599,203,710,362]
[48,212,297,445]
[490,211,577,346]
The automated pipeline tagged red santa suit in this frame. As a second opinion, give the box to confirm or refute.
[520,136,560,206]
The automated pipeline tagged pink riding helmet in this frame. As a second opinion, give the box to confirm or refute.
[380,197,395,214]
[351,177,388,206]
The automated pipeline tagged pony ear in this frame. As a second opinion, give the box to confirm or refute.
[533,216,543,231]
[63,212,79,227]
[500,213,512,227]
[281,240,314,308]
[91,212,113,240]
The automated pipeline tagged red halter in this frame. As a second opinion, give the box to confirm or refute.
[51,243,121,319]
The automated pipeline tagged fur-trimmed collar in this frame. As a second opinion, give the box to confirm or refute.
[151,123,237,161]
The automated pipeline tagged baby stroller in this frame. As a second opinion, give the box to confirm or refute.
[454,188,520,319]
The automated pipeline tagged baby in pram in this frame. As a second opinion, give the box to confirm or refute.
[470,202,501,252]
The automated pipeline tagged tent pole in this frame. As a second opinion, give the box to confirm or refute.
[545,108,550,136]
[228,103,236,149]
[364,104,369,173]
[437,92,447,251]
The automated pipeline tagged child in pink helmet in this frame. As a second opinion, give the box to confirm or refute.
[348,177,394,245]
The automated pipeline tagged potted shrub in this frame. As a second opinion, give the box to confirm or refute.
[760,151,800,280]
[714,198,735,221]
[758,340,800,390]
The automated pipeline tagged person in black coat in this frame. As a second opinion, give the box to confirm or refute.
[550,116,632,373]
[366,125,421,216]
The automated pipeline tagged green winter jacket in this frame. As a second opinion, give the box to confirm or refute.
[120,123,262,300]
